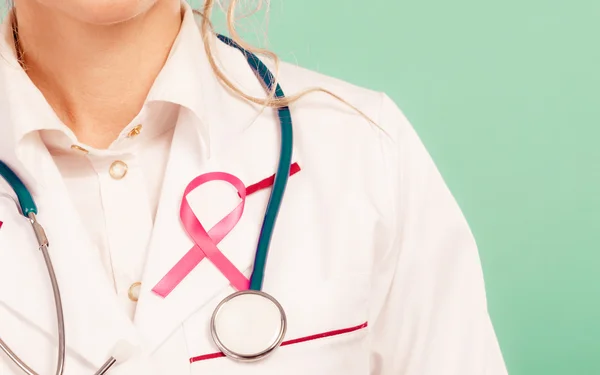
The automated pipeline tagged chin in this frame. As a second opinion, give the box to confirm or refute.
[40,0,160,25]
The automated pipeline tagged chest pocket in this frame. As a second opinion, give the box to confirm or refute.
[182,273,371,375]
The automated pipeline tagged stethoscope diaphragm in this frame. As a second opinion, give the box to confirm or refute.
[210,290,287,362]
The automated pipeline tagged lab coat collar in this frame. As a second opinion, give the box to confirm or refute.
[0,2,209,143]
[0,1,212,192]
[145,1,210,149]
[0,10,64,145]
[0,10,64,196]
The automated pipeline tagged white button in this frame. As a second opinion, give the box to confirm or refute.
[109,161,128,180]
[128,282,141,302]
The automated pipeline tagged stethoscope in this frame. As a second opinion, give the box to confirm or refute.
[0,34,293,375]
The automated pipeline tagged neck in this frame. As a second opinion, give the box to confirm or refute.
[12,0,183,148]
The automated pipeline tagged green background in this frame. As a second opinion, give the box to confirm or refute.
[3,0,595,374]
[200,0,600,374]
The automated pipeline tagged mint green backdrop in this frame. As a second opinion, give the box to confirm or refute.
[2,1,596,374]
[195,0,600,374]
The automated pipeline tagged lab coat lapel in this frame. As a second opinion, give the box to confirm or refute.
[135,96,301,355]
[135,29,301,353]
[133,110,211,352]
[0,137,140,369]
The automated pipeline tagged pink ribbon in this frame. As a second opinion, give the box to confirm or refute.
[152,172,250,298]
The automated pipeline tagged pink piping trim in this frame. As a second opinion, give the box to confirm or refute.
[190,321,368,363]
[243,162,301,197]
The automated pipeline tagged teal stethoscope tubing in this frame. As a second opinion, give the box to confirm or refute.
[0,34,293,375]
[0,160,37,216]
[217,34,294,292]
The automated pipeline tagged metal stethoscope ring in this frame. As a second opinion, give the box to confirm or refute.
[211,290,287,362]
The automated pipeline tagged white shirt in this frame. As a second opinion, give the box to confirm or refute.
[4,4,205,319]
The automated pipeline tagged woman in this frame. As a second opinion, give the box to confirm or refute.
[0,0,508,374]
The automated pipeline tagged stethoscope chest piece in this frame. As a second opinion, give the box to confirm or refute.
[210,290,287,362]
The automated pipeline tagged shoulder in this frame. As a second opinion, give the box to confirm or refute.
[278,61,383,109]
[272,62,416,225]
[275,60,409,149]
[214,36,409,147]
[216,38,417,207]
[274,61,411,181]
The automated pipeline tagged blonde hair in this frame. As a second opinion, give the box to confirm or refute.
[198,0,373,123]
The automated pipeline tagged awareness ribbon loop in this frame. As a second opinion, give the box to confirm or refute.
[152,172,250,298]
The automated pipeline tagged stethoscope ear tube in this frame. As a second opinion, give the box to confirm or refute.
[0,163,65,375]
[0,222,66,375]
[0,160,37,216]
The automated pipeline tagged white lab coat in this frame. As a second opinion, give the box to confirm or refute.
[0,27,508,375]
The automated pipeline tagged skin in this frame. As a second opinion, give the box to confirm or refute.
[13,0,183,148]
